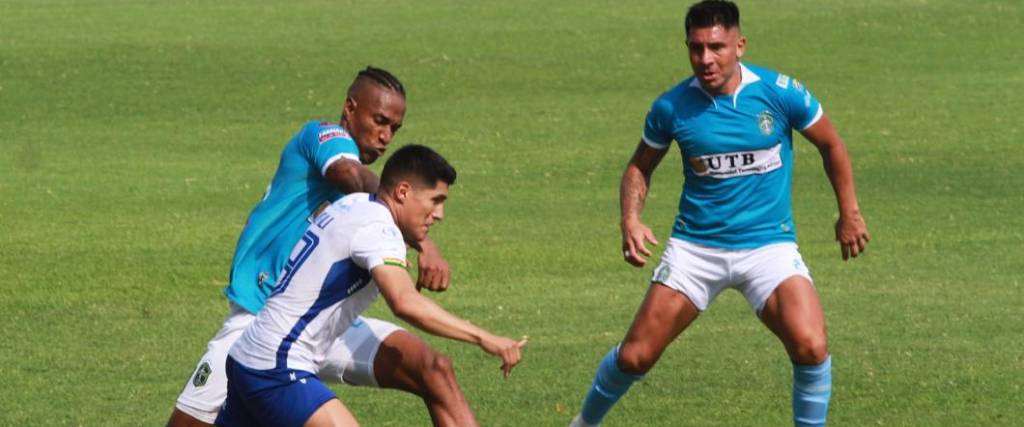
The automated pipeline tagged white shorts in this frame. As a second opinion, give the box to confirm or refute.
[174,303,403,424]
[651,238,813,315]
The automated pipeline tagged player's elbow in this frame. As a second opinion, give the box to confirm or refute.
[387,292,425,324]
[325,160,367,193]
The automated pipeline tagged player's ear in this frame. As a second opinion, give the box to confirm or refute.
[736,35,746,58]
[395,181,412,202]
[343,97,357,119]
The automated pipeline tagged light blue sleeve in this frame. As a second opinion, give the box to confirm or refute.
[641,97,674,149]
[779,78,823,131]
[299,122,361,177]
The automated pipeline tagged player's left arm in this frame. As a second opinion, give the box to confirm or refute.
[373,264,527,377]
[800,114,870,260]
[411,237,450,292]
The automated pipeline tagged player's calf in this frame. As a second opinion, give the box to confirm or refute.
[374,331,477,427]
[792,355,832,427]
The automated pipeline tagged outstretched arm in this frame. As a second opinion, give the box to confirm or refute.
[324,158,380,194]
[621,141,669,267]
[800,114,870,260]
[373,265,527,377]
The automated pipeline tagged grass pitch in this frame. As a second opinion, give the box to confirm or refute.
[1,0,1022,425]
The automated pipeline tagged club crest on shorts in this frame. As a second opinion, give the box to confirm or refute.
[652,263,671,284]
[192,362,212,387]
[757,111,774,135]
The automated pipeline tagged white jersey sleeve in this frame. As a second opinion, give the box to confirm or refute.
[350,222,408,271]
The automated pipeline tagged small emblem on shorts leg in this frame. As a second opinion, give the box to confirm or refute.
[192,362,212,387]
[652,264,671,284]
[793,258,808,274]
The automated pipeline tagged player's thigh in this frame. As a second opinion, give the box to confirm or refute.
[619,238,726,369]
[734,242,815,316]
[304,399,360,427]
[619,283,701,373]
[320,316,403,387]
[175,303,254,423]
[760,275,828,363]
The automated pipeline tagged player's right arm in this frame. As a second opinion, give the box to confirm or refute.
[621,140,668,267]
[372,264,527,377]
[324,158,380,194]
[302,122,380,194]
[622,95,673,267]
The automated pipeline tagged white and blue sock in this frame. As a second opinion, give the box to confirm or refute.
[577,346,644,425]
[792,355,832,427]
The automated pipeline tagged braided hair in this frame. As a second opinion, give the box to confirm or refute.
[352,66,406,98]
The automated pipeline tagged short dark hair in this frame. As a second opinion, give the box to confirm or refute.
[380,144,456,190]
[351,65,406,98]
[685,0,740,35]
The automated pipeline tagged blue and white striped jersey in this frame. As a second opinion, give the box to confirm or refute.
[229,193,408,374]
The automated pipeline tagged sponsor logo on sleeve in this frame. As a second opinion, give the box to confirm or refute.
[793,79,804,92]
[318,128,350,144]
[775,74,791,89]
[687,144,783,179]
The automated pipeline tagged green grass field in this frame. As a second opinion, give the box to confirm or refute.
[2,0,1022,425]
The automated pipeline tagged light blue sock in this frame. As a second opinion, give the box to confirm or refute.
[579,346,644,425]
[793,355,832,427]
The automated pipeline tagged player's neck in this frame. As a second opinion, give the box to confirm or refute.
[375,192,400,220]
[704,64,744,97]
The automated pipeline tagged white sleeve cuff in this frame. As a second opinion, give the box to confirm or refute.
[641,134,671,150]
[800,105,824,131]
[320,152,361,177]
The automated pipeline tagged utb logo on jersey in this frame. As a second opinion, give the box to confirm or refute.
[757,111,774,135]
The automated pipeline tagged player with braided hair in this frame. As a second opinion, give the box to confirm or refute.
[167,66,481,427]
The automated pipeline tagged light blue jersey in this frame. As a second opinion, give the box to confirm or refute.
[225,120,361,314]
[642,63,823,249]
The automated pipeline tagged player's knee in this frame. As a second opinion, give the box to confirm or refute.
[790,334,829,365]
[616,346,655,375]
[420,351,457,388]
[428,353,455,378]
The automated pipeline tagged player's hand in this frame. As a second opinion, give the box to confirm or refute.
[416,239,450,292]
[480,335,528,378]
[621,220,659,267]
[835,211,870,261]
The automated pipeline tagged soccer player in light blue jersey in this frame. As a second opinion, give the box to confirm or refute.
[570,2,870,426]
[169,67,481,427]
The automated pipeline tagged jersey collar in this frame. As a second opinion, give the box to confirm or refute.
[689,63,761,109]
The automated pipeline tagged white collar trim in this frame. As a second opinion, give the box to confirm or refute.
[688,63,760,109]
